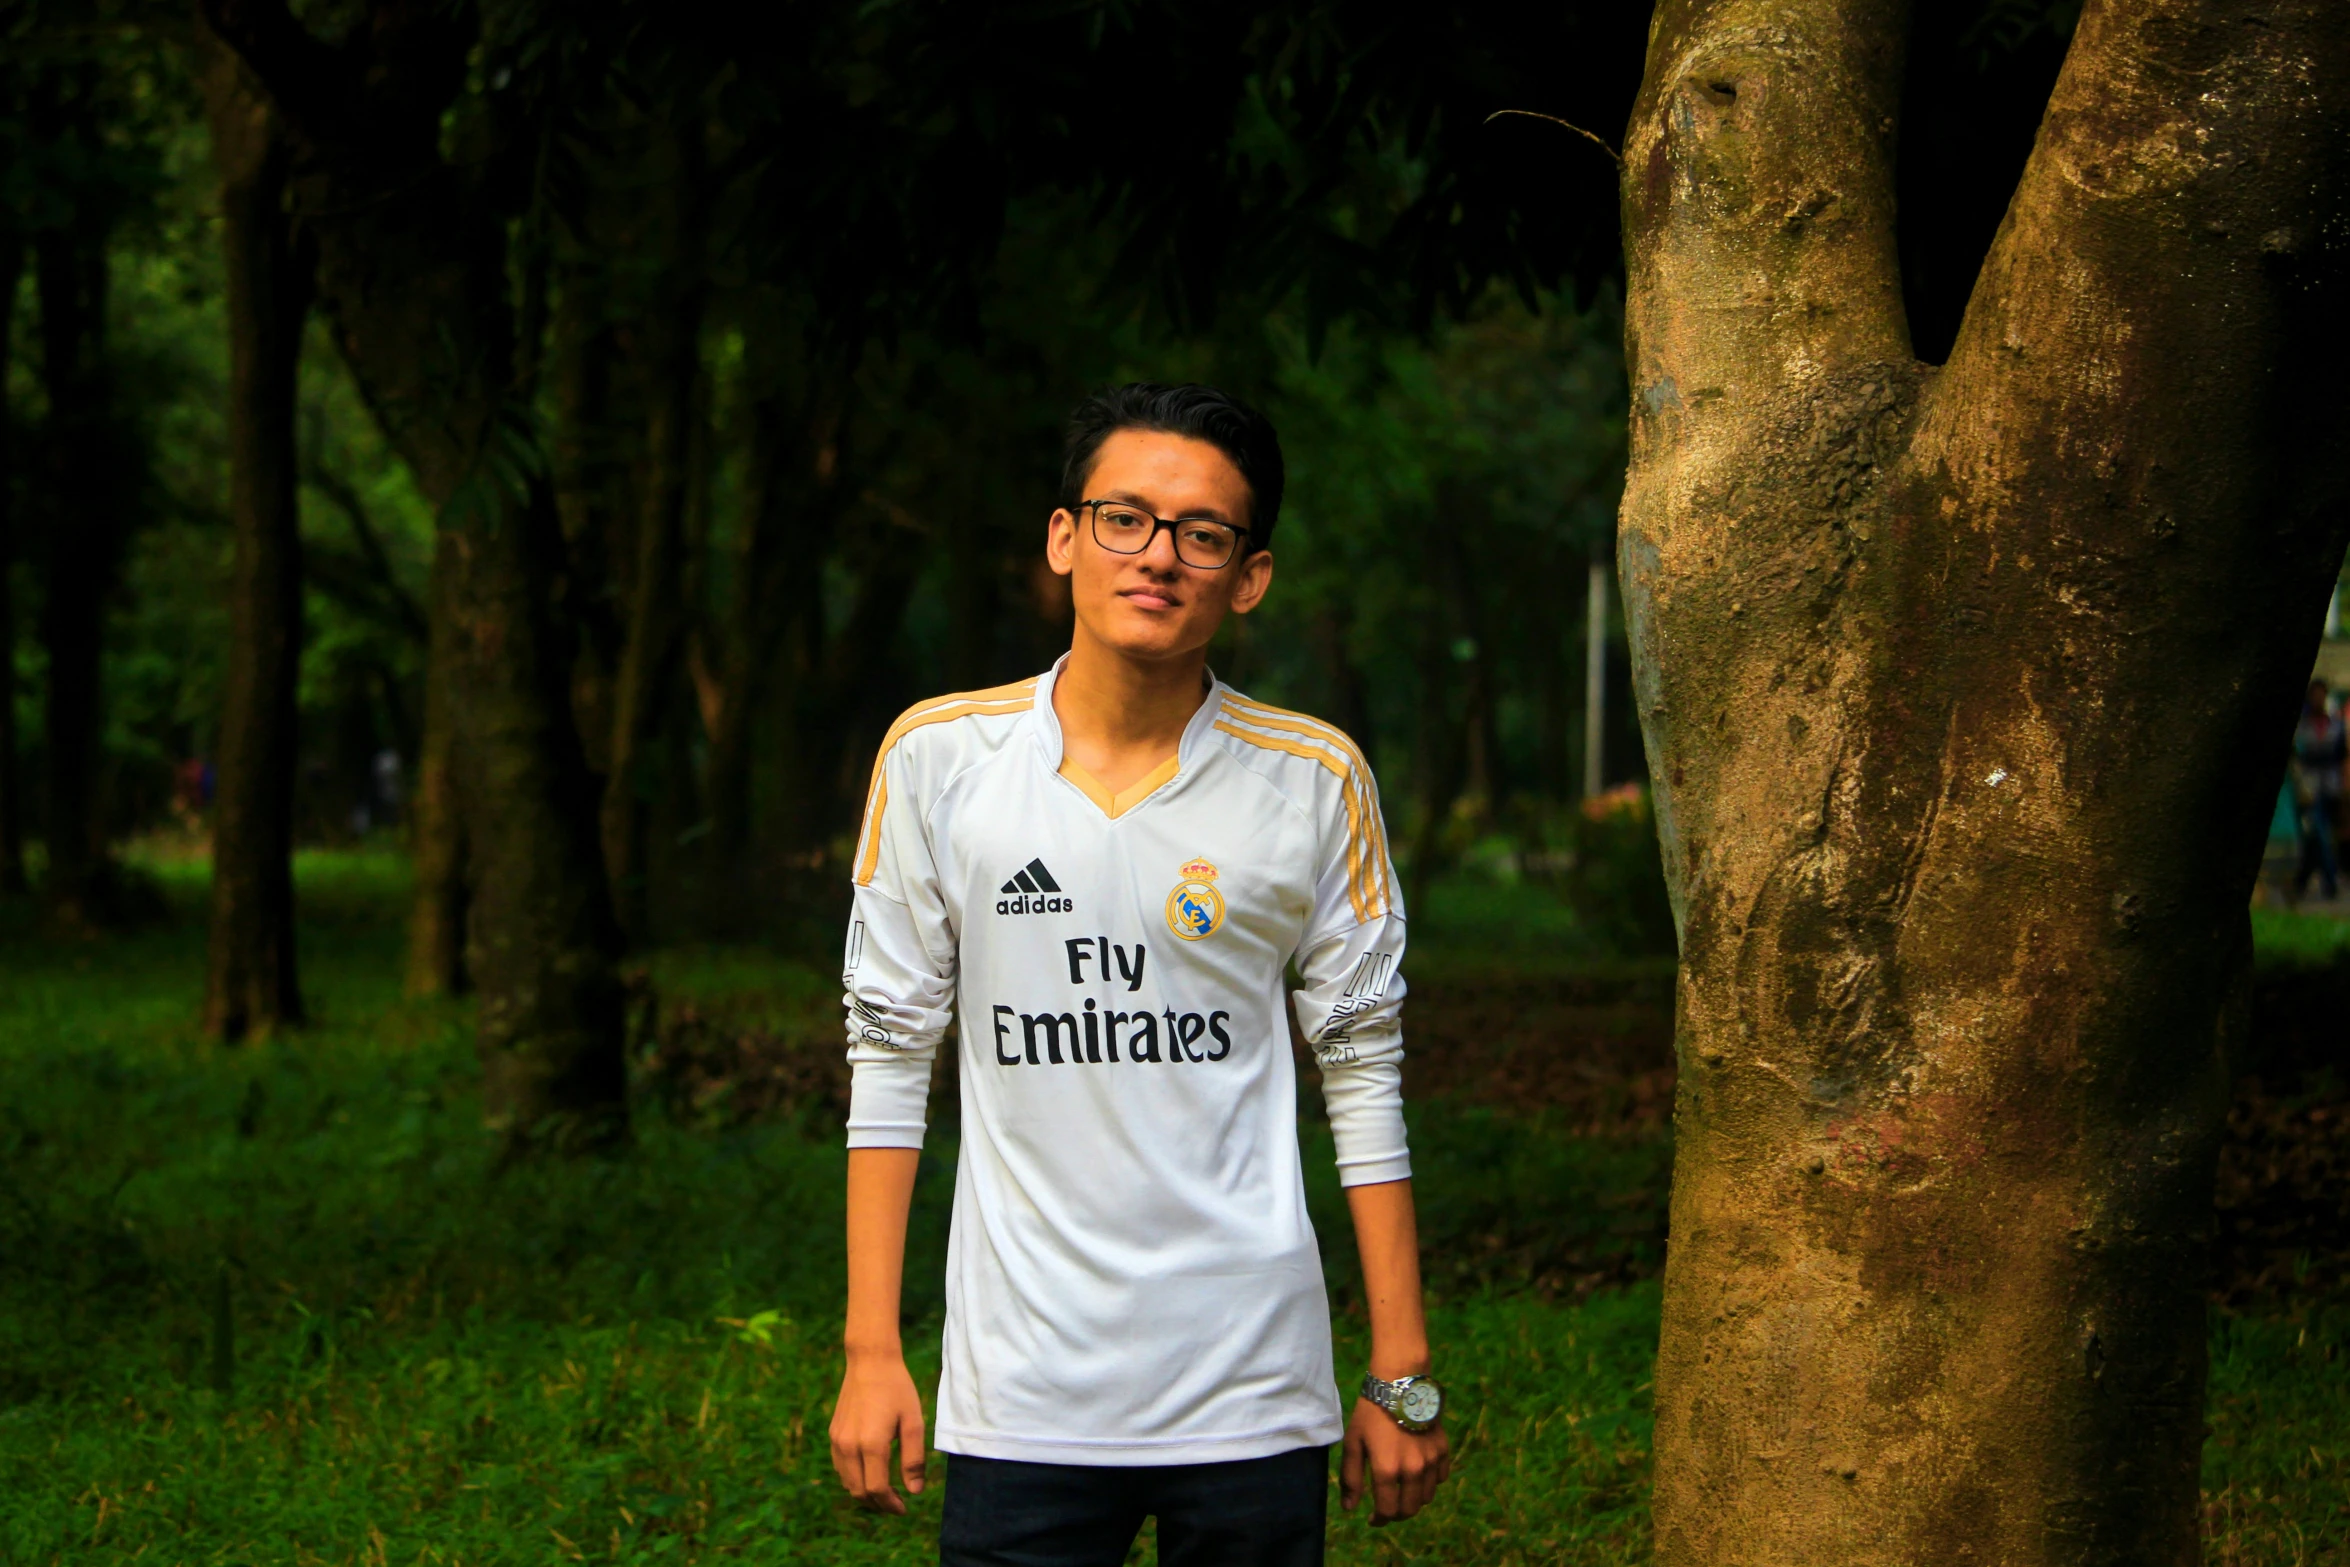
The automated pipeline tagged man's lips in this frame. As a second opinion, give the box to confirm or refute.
[1118,586,1182,611]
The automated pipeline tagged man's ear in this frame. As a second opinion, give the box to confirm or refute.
[1228,549,1274,615]
[1045,509,1077,577]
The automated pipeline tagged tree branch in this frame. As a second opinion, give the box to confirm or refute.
[303,459,428,642]
[1620,0,1912,479]
[196,0,362,145]
[1930,0,2350,542]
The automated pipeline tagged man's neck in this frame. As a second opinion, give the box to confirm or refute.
[1052,625,1211,792]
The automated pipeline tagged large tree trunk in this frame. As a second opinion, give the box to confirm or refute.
[205,0,625,1151]
[0,233,26,897]
[30,78,127,932]
[1621,2,2350,1562]
[200,37,311,1040]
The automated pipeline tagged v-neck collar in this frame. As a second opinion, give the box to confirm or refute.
[1032,654,1225,821]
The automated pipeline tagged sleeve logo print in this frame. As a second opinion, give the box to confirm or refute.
[996,857,1073,915]
[1164,858,1226,941]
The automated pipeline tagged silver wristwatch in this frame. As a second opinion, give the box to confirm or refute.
[1359,1372,1444,1433]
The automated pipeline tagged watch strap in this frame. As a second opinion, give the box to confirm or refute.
[1359,1371,1442,1432]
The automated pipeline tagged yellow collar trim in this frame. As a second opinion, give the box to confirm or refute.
[1058,753,1180,819]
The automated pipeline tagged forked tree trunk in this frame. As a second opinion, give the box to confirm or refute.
[1621,2,2350,1561]
[200,38,311,1040]
[205,0,626,1151]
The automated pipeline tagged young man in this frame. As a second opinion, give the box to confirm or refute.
[830,383,1446,1565]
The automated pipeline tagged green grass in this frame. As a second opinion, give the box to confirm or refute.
[2251,904,2350,969]
[2205,1304,2350,1564]
[0,859,2337,1564]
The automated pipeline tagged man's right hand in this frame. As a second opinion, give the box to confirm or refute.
[829,1350,928,1514]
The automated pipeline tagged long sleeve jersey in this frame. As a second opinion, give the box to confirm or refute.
[842,657,1410,1465]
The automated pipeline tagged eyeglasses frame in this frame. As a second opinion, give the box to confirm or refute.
[1076,498,1255,571]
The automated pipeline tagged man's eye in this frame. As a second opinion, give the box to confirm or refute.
[1180,523,1229,547]
[1101,509,1149,531]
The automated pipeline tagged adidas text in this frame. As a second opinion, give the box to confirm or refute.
[996,892,1074,915]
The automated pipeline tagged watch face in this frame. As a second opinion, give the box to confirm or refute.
[1399,1382,1442,1424]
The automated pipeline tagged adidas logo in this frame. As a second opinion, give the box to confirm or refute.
[996,857,1073,915]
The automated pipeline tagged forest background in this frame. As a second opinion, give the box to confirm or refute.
[0,0,1651,967]
[0,1,2343,1563]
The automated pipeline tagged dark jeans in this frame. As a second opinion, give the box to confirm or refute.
[938,1447,1328,1567]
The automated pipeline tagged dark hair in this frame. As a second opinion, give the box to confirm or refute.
[1059,383,1285,551]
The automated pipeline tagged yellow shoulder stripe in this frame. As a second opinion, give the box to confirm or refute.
[854,678,1040,886]
[1210,716,1386,924]
[1220,693,1369,767]
[1217,697,1393,918]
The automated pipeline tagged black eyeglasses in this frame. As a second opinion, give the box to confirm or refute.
[1080,500,1252,570]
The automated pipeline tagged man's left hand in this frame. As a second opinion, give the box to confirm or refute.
[1340,1398,1451,1526]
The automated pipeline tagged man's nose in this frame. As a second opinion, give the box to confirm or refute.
[1139,524,1183,571]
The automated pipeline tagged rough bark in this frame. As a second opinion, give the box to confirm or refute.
[205,0,625,1150]
[0,232,26,896]
[30,79,128,931]
[1620,2,2350,1562]
[200,34,311,1040]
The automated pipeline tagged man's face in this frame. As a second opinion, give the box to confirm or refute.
[1046,429,1274,665]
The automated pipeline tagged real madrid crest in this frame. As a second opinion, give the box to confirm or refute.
[1165,857,1225,941]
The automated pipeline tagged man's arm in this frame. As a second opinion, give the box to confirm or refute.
[1340,1178,1451,1526]
[831,730,956,1515]
[830,1147,926,1513]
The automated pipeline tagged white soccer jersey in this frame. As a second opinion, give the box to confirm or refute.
[842,656,1411,1466]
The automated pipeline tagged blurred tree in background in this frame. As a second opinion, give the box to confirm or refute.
[0,0,1653,1150]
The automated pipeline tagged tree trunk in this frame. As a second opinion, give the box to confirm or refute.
[603,277,701,945]
[200,37,311,1040]
[0,233,26,897]
[454,473,628,1151]
[1582,549,1607,800]
[30,78,127,931]
[205,0,626,1151]
[696,405,785,893]
[700,392,843,890]
[548,262,622,791]
[1620,2,2350,1562]
[1406,614,1466,923]
[403,532,468,998]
